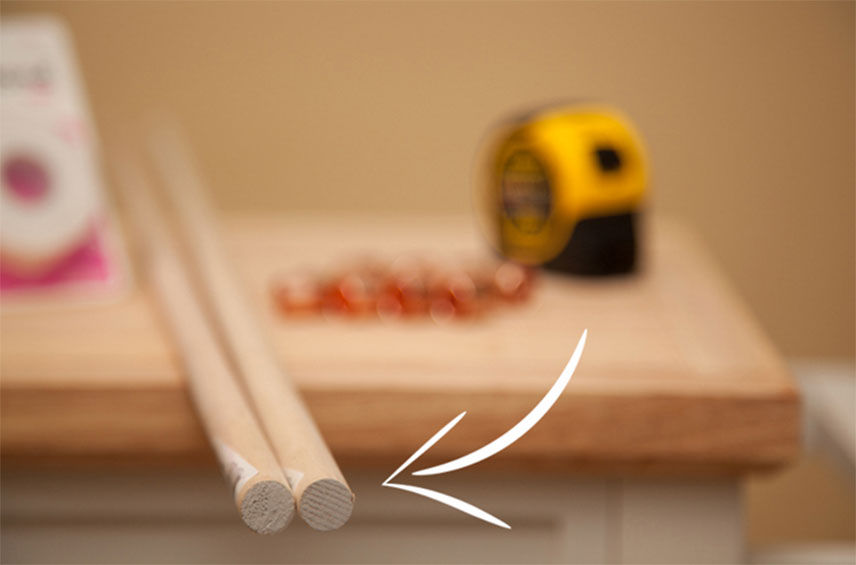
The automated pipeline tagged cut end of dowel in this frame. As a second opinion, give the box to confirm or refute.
[240,480,295,534]
[299,478,354,531]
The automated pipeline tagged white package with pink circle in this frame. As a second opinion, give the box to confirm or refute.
[1,17,128,304]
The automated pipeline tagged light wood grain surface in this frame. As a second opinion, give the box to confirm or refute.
[117,163,295,533]
[151,131,352,531]
[0,214,800,474]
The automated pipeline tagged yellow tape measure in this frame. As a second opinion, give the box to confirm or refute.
[483,103,648,275]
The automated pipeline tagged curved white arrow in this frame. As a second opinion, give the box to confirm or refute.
[382,329,587,529]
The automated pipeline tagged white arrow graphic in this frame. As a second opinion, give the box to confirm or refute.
[382,329,588,529]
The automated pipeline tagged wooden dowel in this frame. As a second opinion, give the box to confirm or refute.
[115,158,295,534]
[148,128,354,531]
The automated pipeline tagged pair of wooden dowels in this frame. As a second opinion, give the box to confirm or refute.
[116,127,353,534]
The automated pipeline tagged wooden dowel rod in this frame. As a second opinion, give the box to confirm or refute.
[148,128,354,531]
[115,157,295,534]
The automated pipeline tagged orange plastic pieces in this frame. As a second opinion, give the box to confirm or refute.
[272,257,535,322]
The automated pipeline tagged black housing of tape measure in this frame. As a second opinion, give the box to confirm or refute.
[544,213,637,276]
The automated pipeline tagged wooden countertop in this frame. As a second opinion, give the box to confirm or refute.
[0,214,800,474]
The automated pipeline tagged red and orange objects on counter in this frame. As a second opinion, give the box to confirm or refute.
[271,257,536,323]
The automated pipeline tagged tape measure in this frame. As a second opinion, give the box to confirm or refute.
[482,103,648,275]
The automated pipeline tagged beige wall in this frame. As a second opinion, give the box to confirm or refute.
[3,1,854,358]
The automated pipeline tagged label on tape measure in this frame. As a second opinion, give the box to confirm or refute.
[501,149,552,234]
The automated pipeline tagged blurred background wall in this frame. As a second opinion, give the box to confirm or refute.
[2,0,853,360]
